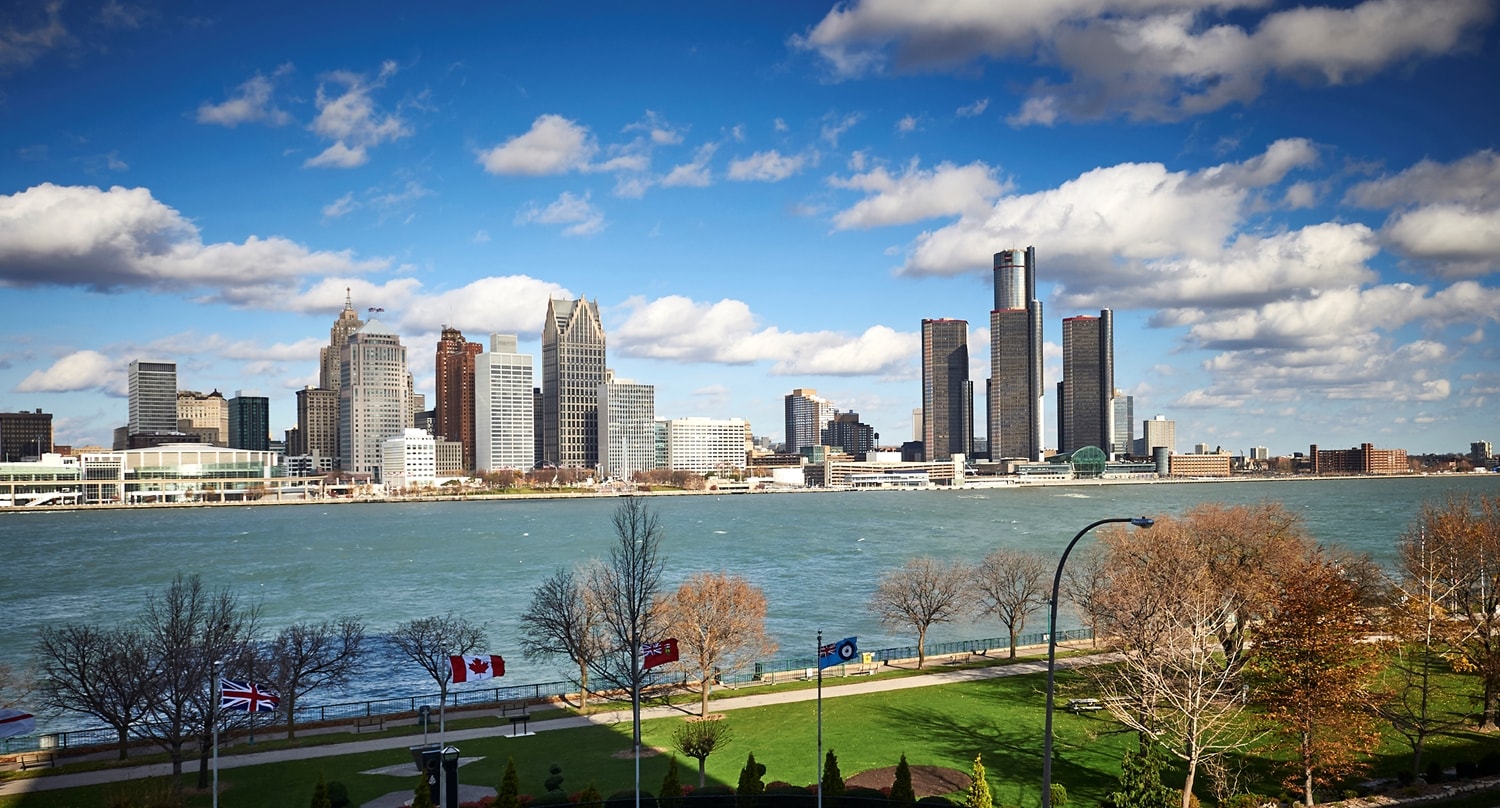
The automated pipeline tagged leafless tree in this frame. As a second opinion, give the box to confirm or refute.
[587,497,668,751]
[1061,543,1109,648]
[974,548,1049,658]
[871,557,969,668]
[664,571,778,716]
[673,718,733,787]
[521,563,610,710]
[389,613,487,736]
[0,660,31,709]
[34,623,157,759]
[265,617,366,739]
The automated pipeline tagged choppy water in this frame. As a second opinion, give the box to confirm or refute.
[4,476,1499,710]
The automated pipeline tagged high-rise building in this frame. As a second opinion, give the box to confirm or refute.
[339,319,411,481]
[598,370,656,480]
[229,393,270,451]
[296,386,339,473]
[663,416,749,474]
[921,318,971,462]
[176,390,228,446]
[475,334,535,472]
[1112,391,1134,456]
[542,297,606,469]
[128,360,178,435]
[1472,441,1494,466]
[1141,415,1176,456]
[784,388,837,454]
[822,412,877,458]
[434,326,483,471]
[320,290,365,392]
[1059,311,1114,454]
[989,248,1044,461]
[0,409,52,461]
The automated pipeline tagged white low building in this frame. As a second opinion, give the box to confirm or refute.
[382,429,437,490]
[663,417,749,474]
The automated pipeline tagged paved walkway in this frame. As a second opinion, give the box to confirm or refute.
[0,648,1116,801]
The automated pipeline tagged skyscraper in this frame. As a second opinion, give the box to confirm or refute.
[320,290,365,391]
[0,410,52,461]
[339,319,411,480]
[989,248,1044,461]
[1142,415,1176,456]
[128,360,178,435]
[1059,310,1115,454]
[434,326,483,471]
[921,318,971,462]
[598,370,656,480]
[296,386,339,472]
[1112,391,1134,456]
[176,390,228,446]
[475,334,535,472]
[228,392,270,451]
[542,297,606,469]
[784,388,836,454]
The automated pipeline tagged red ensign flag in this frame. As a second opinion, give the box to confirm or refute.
[642,638,679,669]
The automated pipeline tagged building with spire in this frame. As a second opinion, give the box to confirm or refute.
[989,248,1044,461]
[1059,310,1114,454]
[921,318,971,462]
[542,298,606,469]
[434,326,483,471]
[338,319,411,481]
[321,290,365,391]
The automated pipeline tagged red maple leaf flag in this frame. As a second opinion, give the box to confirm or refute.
[449,654,505,684]
[642,638,679,670]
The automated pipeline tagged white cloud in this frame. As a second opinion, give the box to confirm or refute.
[662,143,717,188]
[0,0,70,72]
[956,98,990,118]
[1198,138,1318,188]
[396,275,572,336]
[477,114,595,175]
[1384,205,1500,272]
[514,191,605,237]
[15,350,119,394]
[830,160,1005,229]
[304,61,410,169]
[1347,150,1500,208]
[472,229,491,243]
[1348,150,1500,275]
[624,110,685,145]
[896,114,919,134]
[322,192,357,219]
[728,150,808,182]
[305,141,367,169]
[196,71,292,128]
[821,113,862,147]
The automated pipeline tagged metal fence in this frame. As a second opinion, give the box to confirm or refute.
[0,628,1093,755]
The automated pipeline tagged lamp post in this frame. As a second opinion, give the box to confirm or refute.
[1041,516,1154,808]
[441,745,460,808]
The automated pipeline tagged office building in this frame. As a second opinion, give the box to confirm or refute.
[664,417,749,474]
[1058,310,1114,454]
[822,412,877,458]
[382,428,437,490]
[128,360,178,435]
[1310,443,1409,475]
[296,386,339,473]
[989,248,1044,461]
[598,371,656,480]
[434,326,483,471]
[320,290,365,391]
[1141,415,1176,456]
[176,390,228,446]
[542,297,606,469]
[228,393,270,451]
[1112,392,1134,456]
[1473,441,1494,466]
[921,318,971,462]
[0,410,52,461]
[784,388,837,455]
[475,334,536,473]
[1251,446,1270,461]
[339,319,411,481]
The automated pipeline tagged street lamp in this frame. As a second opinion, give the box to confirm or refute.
[441,745,460,808]
[1041,516,1154,808]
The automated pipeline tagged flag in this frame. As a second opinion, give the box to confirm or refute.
[449,654,505,683]
[0,708,35,739]
[220,680,279,713]
[818,636,858,669]
[641,638,679,669]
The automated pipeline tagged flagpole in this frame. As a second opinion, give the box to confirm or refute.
[816,630,823,808]
[634,641,641,808]
[212,663,221,808]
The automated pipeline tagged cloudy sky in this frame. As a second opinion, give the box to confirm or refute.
[2,0,1498,456]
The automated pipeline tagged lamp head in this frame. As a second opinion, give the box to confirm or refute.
[1130,517,1155,528]
[442,745,460,761]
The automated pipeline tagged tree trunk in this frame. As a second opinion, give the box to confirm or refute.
[197,731,212,789]
[579,661,590,711]
[698,758,707,788]
[116,726,129,760]
[170,741,184,778]
[1483,686,1498,731]
[1008,628,1019,659]
[286,692,299,739]
[916,626,927,669]
[700,680,711,717]
[1181,763,1196,808]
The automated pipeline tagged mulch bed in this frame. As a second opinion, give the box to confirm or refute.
[846,766,971,797]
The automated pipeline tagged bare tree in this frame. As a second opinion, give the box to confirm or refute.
[664,571,778,716]
[871,557,969,668]
[266,617,366,739]
[521,563,609,710]
[1061,543,1110,648]
[389,613,487,736]
[673,718,733,787]
[974,549,1049,658]
[0,660,31,710]
[34,623,157,759]
[587,497,668,751]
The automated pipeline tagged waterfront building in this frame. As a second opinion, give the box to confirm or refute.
[1251,445,1270,461]
[475,334,535,472]
[339,319,412,482]
[296,386,339,473]
[0,410,53,462]
[381,429,437,490]
[320,290,365,391]
[664,416,749,474]
[784,388,836,454]
[542,297,606,469]
[1194,442,1212,455]
[989,248,1044,461]
[128,360,178,435]
[822,412,877,458]
[1112,392,1134,456]
[922,318,971,462]
[1058,311,1114,454]
[435,438,463,476]
[1169,452,1232,477]
[228,393,270,451]
[1141,415,1176,456]
[176,390,227,446]
[598,371,656,481]
[79,444,280,504]
[1473,441,1494,466]
[434,326,483,471]
[1310,443,1409,475]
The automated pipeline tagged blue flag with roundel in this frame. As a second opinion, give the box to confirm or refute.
[818,636,858,669]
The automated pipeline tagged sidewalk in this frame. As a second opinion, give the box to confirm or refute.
[0,647,1117,800]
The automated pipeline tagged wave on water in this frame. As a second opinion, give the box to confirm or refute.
[1057,493,1091,499]
[713,530,727,534]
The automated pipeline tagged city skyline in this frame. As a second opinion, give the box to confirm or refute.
[2,2,1498,457]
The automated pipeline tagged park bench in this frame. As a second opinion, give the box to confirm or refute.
[353,715,385,733]
[501,700,531,735]
[1065,698,1104,713]
[19,750,56,770]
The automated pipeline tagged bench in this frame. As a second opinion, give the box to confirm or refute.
[1065,698,1104,713]
[19,751,56,770]
[353,715,385,733]
[501,700,531,736]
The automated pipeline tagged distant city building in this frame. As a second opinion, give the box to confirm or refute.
[1473,441,1494,466]
[296,386,339,473]
[599,371,656,480]
[664,417,749,474]
[1169,451,1231,477]
[784,388,837,455]
[822,412,877,458]
[434,438,464,477]
[320,290,364,391]
[475,334,535,472]
[228,393,269,451]
[176,390,228,446]
[382,428,436,490]
[1141,415,1176,456]
[128,360,178,435]
[284,427,303,457]
[911,409,922,442]
[434,326,484,471]
[922,318,971,462]
[989,248,1044,461]
[339,319,411,482]
[1058,311,1114,454]
[1251,445,1270,461]
[1111,392,1134,456]
[542,297,606,469]
[0,409,52,461]
[1310,443,1409,475]
[1193,442,1212,454]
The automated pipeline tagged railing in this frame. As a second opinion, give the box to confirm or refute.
[1,629,1093,755]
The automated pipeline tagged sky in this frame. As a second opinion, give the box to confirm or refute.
[1,0,1498,458]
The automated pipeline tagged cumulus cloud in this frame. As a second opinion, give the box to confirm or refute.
[396,275,571,336]
[793,0,1494,123]
[514,191,605,236]
[662,143,717,188]
[624,110,685,145]
[830,160,1005,229]
[728,150,808,182]
[196,69,293,127]
[0,0,70,72]
[1348,151,1500,276]
[956,98,990,118]
[322,192,357,219]
[479,114,597,175]
[15,350,119,394]
[304,61,410,169]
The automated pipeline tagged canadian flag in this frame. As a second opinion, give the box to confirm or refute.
[449,654,505,684]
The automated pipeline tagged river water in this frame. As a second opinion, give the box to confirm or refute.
[4,475,1499,713]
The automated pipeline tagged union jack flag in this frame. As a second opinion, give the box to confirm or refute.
[220,679,280,713]
[641,638,679,669]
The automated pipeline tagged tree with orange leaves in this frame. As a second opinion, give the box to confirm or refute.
[663,571,777,717]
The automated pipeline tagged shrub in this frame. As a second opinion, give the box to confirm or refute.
[547,763,567,794]
[1222,794,1271,808]
[1049,784,1068,808]
[739,753,767,808]
[1456,760,1479,780]
[1396,771,1414,787]
[822,751,846,799]
[1481,752,1500,777]
[578,784,603,806]
[1425,761,1445,784]
[530,792,575,808]
[312,773,333,808]
[662,757,685,808]
[499,758,522,808]
[763,785,815,808]
[890,755,916,806]
[327,781,351,808]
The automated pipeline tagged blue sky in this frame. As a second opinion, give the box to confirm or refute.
[2,0,1498,457]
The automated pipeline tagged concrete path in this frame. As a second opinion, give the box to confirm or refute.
[0,647,1116,801]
